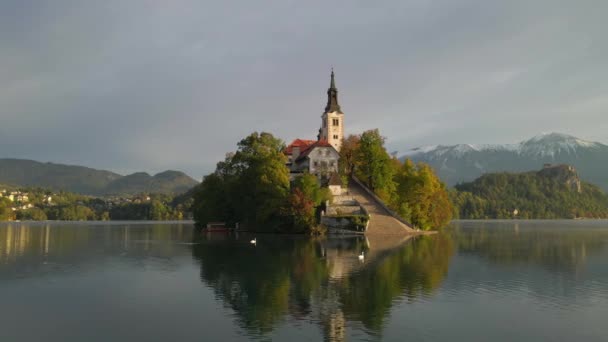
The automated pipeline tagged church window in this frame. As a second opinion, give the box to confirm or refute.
[332,119,339,126]
[333,135,339,139]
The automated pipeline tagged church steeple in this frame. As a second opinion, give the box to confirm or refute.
[325,69,342,114]
[319,69,345,151]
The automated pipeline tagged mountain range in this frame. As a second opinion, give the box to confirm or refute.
[0,158,198,196]
[401,133,608,191]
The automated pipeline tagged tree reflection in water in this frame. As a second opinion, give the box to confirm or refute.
[190,233,454,340]
[450,221,608,273]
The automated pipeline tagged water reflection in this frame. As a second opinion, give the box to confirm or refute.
[450,220,608,274]
[2,221,607,341]
[191,233,454,340]
[0,222,193,278]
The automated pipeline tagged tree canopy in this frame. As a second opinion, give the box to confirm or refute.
[354,129,396,199]
[192,132,291,231]
[392,159,453,230]
[339,129,453,231]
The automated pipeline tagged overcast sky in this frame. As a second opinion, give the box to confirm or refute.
[1,0,607,179]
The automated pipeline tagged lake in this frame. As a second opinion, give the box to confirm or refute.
[1,220,608,341]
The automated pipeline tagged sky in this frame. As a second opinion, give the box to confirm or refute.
[1,0,607,180]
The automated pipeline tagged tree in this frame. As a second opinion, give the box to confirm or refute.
[0,198,14,221]
[354,129,396,200]
[284,188,316,233]
[393,160,453,230]
[292,173,332,206]
[191,172,232,226]
[339,134,360,177]
[230,132,290,228]
[149,200,170,220]
[48,205,96,221]
[16,207,47,221]
[100,211,111,221]
[192,132,290,231]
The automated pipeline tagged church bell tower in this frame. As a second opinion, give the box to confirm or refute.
[319,69,345,151]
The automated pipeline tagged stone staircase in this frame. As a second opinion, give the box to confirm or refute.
[347,179,417,235]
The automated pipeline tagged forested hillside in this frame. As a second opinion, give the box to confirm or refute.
[450,165,608,219]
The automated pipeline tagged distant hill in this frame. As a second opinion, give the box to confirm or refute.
[103,170,198,195]
[450,165,608,219]
[400,133,608,191]
[0,158,198,195]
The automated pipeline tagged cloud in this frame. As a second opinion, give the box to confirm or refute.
[1,0,607,177]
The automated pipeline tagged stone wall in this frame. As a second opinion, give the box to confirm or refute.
[326,205,362,216]
[322,193,370,234]
[321,215,369,234]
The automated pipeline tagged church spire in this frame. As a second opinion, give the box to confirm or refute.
[325,69,342,113]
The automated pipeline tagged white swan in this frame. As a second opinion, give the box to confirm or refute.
[358,251,365,261]
[250,238,257,245]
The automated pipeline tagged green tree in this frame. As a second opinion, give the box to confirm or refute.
[47,205,95,221]
[192,132,290,231]
[191,172,232,226]
[0,197,14,221]
[100,211,111,221]
[149,200,170,220]
[231,132,290,227]
[16,207,47,221]
[354,129,396,200]
[292,173,332,206]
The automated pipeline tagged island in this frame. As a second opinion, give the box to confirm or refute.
[191,71,452,234]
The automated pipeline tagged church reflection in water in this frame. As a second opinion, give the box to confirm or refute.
[190,232,455,341]
[3,221,603,341]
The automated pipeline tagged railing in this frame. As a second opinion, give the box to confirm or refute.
[350,176,415,230]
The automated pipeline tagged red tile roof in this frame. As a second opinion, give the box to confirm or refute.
[296,140,336,162]
[284,139,316,155]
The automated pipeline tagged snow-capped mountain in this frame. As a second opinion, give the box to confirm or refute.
[401,133,608,190]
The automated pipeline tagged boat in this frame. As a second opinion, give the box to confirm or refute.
[205,222,232,232]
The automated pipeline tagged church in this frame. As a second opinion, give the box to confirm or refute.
[284,70,344,181]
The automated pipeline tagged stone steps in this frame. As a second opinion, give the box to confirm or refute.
[347,181,416,235]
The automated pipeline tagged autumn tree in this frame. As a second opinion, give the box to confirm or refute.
[284,188,316,233]
[0,198,14,221]
[392,160,453,230]
[338,134,360,177]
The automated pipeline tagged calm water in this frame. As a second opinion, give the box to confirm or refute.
[1,221,608,341]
